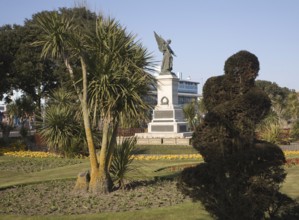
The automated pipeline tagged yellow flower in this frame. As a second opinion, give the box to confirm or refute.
[132,154,202,161]
[284,151,299,157]
[3,151,59,158]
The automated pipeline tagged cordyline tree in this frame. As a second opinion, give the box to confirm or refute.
[34,7,155,193]
[178,51,299,219]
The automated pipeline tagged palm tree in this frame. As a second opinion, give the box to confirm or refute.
[110,137,136,189]
[39,105,82,155]
[183,100,198,131]
[256,110,280,143]
[34,10,100,192]
[37,88,86,157]
[87,16,155,192]
[34,8,154,193]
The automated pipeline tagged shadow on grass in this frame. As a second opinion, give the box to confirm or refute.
[132,148,149,154]
[123,174,179,191]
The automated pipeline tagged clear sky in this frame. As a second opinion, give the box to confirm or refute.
[1,0,299,93]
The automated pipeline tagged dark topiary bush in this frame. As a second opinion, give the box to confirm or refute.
[178,51,298,219]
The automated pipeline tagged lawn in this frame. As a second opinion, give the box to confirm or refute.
[0,154,210,219]
[133,145,198,155]
[0,145,298,220]
[281,166,299,200]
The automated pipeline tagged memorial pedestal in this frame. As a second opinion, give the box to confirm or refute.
[135,73,192,144]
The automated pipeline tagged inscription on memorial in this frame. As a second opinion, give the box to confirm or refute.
[154,111,173,119]
[151,125,174,132]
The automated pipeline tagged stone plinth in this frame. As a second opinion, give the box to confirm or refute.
[134,135,192,146]
[147,73,189,134]
[135,131,192,139]
[148,107,187,133]
[135,72,191,144]
[157,74,179,107]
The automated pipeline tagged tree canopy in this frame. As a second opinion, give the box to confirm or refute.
[0,9,79,108]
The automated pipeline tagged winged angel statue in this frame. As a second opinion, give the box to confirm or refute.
[154,32,176,74]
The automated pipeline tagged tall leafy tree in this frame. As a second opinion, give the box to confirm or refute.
[286,92,299,122]
[256,80,298,143]
[0,24,22,100]
[6,95,36,126]
[0,14,67,111]
[12,21,60,112]
[34,9,101,192]
[256,80,293,120]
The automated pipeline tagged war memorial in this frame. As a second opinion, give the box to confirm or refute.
[135,32,192,145]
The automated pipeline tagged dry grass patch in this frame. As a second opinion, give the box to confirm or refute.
[0,178,190,216]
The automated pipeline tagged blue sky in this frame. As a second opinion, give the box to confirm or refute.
[1,0,299,92]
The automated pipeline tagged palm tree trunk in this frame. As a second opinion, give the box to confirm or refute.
[107,119,119,170]
[64,56,100,192]
[92,96,98,129]
[95,114,113,193]
[80,57,106,192]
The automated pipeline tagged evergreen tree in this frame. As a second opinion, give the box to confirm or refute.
[178,51,299,219]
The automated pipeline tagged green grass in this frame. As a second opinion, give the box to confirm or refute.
[134,145,197,155]
[0,160,89,189]
[0,148,299,220]
[0,155,209,220]
[0,157,200,189]
[281,166,299,200]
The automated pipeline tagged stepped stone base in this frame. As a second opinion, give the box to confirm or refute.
[135,132,192,145]
[135,132,192,139]
[134,72,192,146]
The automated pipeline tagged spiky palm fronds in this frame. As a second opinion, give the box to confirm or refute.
[110,137,136,189]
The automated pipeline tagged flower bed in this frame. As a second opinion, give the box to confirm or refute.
[3,151,59,158]
[2,150,299,162]
[132,154,202,161]
[284,151,299,157]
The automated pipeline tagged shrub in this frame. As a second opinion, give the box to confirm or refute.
[110,137,136,189]
[291,121,299,141]
[19,126,28,138]
[0,123,13,143]
[179,51,294,220]
[260,122,281,144]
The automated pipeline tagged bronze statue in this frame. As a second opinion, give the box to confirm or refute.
[154,32,176,74]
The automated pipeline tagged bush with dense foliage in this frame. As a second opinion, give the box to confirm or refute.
[37,88,88,158]
[178,51,299,219]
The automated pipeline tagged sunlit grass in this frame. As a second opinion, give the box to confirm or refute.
[0,147,298,219]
